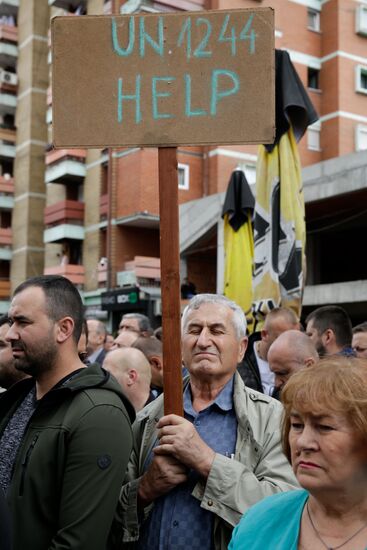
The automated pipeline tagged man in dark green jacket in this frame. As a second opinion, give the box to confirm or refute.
[0,275,135,550]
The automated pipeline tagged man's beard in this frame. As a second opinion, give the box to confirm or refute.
[13,340,58,377]
[315,340,327,357]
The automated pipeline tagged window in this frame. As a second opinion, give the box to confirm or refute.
[355,65,367,94]
[308,67,320,90]
[307,122,321,151]
[178,163,189,190]
[356,5,367,36]
[355,124,367,151]
[307,8,320,32]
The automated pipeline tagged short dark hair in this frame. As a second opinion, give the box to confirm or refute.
[305,305,352,348]
[13,275,84,343]
[353,321,367,335]
[122,313,152,333]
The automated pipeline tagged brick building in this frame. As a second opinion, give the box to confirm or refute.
[0,0,366,330]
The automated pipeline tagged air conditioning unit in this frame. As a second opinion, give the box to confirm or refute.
[117,270,137,287]
[0,70,18,86]
[356,5,367,36]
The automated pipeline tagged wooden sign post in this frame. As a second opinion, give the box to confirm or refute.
[158,147,182,415]
[52,8,275,416]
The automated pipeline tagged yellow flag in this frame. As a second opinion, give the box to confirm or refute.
[224,212,254,332]
[252,127,306,327]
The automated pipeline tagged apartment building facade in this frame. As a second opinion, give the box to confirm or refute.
[0,0,366,329]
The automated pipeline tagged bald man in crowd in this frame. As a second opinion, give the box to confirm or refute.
[268,329,319,392]
[103,347,153,412]
[112,330,139,350]
[237,307,300,395]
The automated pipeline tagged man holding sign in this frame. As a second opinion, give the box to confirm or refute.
[111,294,297,549]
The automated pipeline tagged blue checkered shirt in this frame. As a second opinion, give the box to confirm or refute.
[137,376,238,550]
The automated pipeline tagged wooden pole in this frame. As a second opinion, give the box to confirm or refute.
[106,0,119,290]
[158,147,183,416]
[106,147,113,290]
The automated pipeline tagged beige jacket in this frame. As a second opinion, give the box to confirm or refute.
[111,372,298,549]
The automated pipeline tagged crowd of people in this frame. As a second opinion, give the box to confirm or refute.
[0,274,366,549]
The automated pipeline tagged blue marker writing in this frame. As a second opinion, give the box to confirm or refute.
[152,76,174,119]
[210,70,239,115]
[117,76,142,124]
[184,74,206,117]
[139,16,164,57]
[111,16,134,56]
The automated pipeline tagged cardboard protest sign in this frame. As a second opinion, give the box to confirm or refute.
[52,8,274,148]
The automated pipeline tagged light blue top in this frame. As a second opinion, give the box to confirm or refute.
[229,490,308,550]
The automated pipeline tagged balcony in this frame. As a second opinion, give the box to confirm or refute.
[0,42,17,67]
[0,227,11,246]
[0,64,18,113]
[0,1,19,17]
[0,23,17,43]
[44,223,84,244]
[117,256,161,288]
[0,24,17,68]
[0,126,15,159]
[0,174,14,191]
[0,174,13,209]
[125,256,160,279]
[0,225,12,261]
[0,91,16,115]
[0,279,10,298]
[0,248,11,260]
[44,199,84,227]
[44,263,85,286]
[45,148,86,185]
